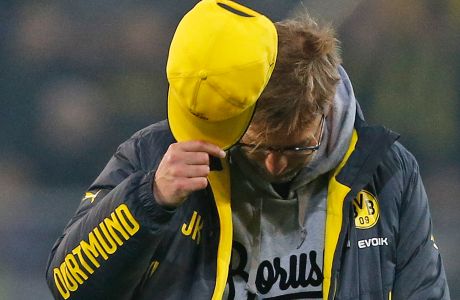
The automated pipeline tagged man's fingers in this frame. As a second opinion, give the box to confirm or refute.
[178,140,226,158]
[170,165,210,178]
[164,150,210,167]
[176,177,208,195]
[183,152,210,165]
[154,140,223,207]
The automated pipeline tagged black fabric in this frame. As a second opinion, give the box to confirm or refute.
[217,2,255,17]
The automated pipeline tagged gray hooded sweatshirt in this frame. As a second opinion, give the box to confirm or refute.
[225,67,357,299]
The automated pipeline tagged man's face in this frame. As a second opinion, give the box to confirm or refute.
[238,114,324,183]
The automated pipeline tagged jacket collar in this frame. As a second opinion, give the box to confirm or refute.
[336,109,400,194]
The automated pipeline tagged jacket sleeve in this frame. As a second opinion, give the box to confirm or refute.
[392,151,450,299]
[45,136,175,299]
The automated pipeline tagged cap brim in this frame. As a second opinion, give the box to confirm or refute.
[168,87,255,150]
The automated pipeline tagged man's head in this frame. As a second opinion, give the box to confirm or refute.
[239,14,342,183]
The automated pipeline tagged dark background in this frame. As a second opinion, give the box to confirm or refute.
[1,0,459,298]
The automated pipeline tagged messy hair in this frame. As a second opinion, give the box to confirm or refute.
[251,14,342,135]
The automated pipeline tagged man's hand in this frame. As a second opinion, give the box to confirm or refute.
[153,141,226,207]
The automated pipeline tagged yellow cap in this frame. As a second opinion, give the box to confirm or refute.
[167,0,277,150]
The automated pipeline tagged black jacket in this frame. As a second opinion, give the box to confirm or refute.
[46,117,450,299]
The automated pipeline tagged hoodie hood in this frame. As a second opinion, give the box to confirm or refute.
[291,65,357,191]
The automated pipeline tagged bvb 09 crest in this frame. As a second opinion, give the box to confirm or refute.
[353,190,380,229]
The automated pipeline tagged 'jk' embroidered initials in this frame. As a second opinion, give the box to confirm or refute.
[181,211,204,244]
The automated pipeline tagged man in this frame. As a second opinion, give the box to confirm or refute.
[224,17,450,300]
[46,1,450,300]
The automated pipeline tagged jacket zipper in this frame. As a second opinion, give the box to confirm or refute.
[330,197,353,300]
[332,272,338,299]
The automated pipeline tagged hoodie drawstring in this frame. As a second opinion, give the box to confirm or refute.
[246,197,263,296]
[296,186,313,249]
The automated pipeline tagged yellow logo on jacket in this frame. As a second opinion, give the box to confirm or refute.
[181,211,203,244]
[353,190,379,229]
[53,204,140,299]
[82,190,101,203]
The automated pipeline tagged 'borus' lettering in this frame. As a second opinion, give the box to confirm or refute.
[256,251,322,294]
[227,241,323,298]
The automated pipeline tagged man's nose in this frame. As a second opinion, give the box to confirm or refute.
[264,152,288,175]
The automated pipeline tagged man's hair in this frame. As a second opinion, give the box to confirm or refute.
[251,14,342,135]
